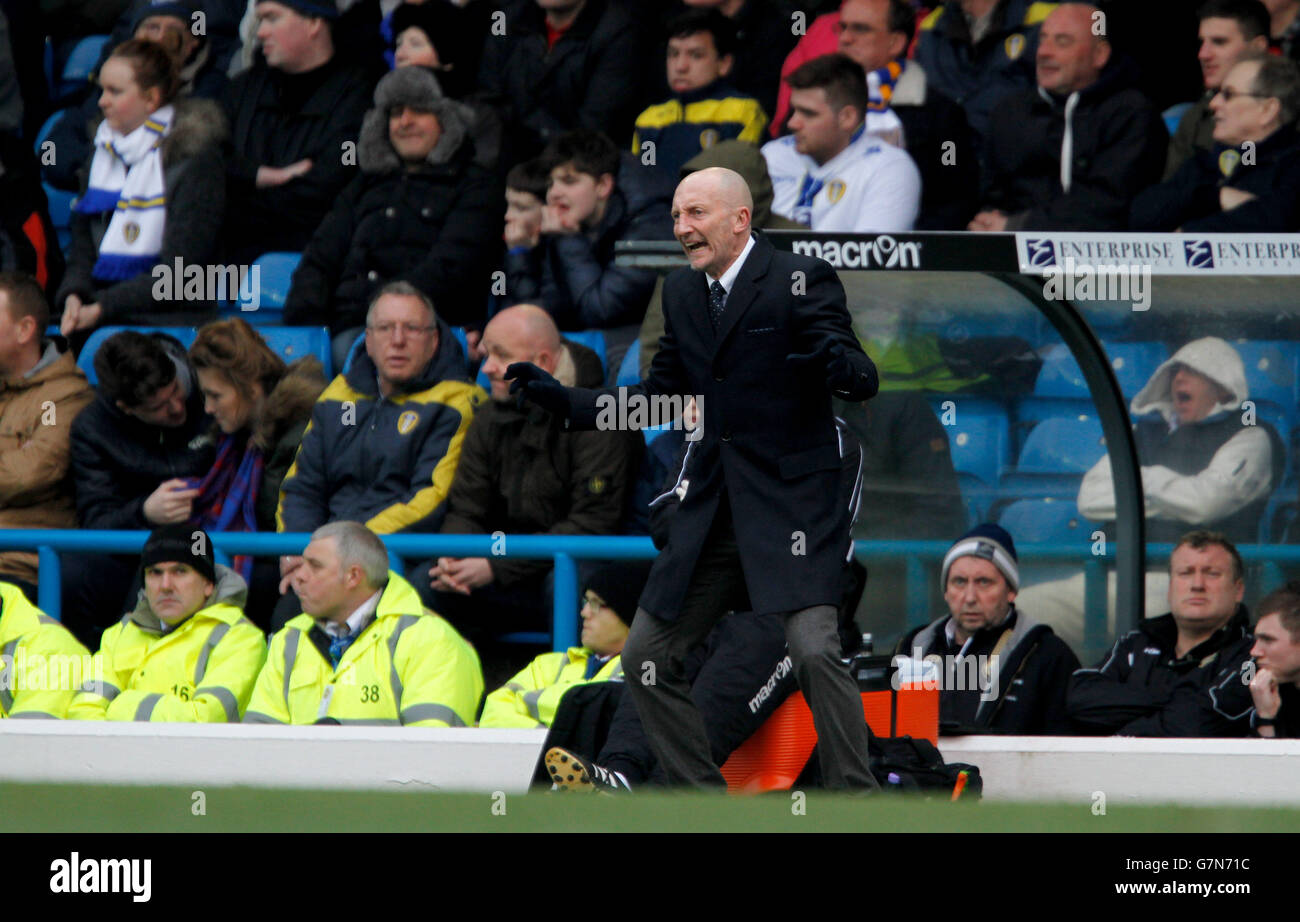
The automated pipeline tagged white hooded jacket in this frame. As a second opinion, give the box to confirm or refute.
[1078,337,1275,526]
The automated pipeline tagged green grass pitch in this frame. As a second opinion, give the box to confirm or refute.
[4,783,1300,833]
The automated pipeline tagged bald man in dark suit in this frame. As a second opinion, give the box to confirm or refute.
[507,167,880,790]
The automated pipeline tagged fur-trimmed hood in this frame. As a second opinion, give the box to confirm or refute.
[357,66,475,173]
[251,356,327,451]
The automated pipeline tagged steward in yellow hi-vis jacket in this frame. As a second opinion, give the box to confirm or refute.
[0,582,91,719]
[245,521,483,726]
[479,560,648,728]
[480,648,623,728]
[68,526,267,722]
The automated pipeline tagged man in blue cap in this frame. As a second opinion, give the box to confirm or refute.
[894,523,1080,734]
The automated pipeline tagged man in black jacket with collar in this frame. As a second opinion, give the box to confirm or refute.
[1131,53,1300,232]
[969,1,1167,232]
[508,166,880,790]
[897,523,1080,735]
[1069,531,1254,736]
[220,0,373,264]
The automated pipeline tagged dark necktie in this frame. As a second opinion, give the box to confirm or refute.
[708,280,726,332]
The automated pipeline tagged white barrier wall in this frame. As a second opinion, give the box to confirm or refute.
[2,722,1298,803]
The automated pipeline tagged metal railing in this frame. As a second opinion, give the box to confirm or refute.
[3,530,1296,659]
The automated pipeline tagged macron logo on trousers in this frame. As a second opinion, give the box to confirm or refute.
[50,852,151,902]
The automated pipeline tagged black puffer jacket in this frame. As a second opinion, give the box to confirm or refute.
[504,153,673,330]
[1067,606,1253,736]
[220,56,372,264]
[283,122,502,334]
[980,54,1167,231]
[68,335,216,530]
[1130,125,1300,232]
[477,0,648,164]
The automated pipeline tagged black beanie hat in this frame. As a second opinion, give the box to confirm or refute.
[140,524,216,583]
[584,560,654,626]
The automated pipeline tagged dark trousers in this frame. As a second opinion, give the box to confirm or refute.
[600,610,793,785]
[60,552,138,649]
[620,500,879,790]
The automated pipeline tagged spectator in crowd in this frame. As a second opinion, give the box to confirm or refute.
[826,0,980,229]
[1131,53,1300,232]
[0,273,94,602]
[56,39,227,338]
[502,157,550,269]
[1019,337,1283,652]
[388,0,493,101]
[1241,581,1300,736]
[0,580,90,719]
[895,524,1080,734]
[219,0,372,264]
[479,560,649,728]
[43,0,231,192]
[503,130,674,330]
[67,524,267,722]
[762,54,921,231]
[632,9,768,181]
[284,67,501,371]
[969,2,1167,232]
[1068,530,1254,736]
[1162,0,1270,180]
[245,521,483,726]
[276,282,483,624]
[0,136,63,296]
[420,304,639,644]
[1266,0,1300,59]
[477,0,648,167]
[66,331,215,647]
[187,318,326,629]
[662,0,800,122]
[914,0,1054,149]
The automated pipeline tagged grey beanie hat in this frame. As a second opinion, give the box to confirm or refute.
[357,66,474,172]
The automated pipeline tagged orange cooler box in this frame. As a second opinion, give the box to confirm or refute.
[720,656,938,794]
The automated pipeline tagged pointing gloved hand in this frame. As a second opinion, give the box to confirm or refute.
[504,362,571,418]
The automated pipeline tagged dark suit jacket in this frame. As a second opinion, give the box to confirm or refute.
[568,232,877,619]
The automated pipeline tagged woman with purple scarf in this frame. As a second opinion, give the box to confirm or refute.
[187,318,325,629]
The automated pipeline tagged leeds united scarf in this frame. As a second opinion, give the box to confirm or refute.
[75,104,173,281]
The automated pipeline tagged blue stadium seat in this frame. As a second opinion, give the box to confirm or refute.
[43,182,75,253]
[1034,341,1166,400]
[259,326,331,376]
[240,252,302,314]
[79,326,198,386]
[931,397,1010,487]
[1016,416,1106,475]
[997,497,1095,546]
[562,329,607,374]
[616,341,640,385]
[1233,339,1299,409]
[1162,102,1192,137]
[34,109,63,154]
[57,35,110,102]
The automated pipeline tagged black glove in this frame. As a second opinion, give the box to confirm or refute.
[786,343,877,400]
[504,361,571,418]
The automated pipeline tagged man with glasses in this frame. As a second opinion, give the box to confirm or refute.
[1132,51,1300,231]
[275,281,485,629]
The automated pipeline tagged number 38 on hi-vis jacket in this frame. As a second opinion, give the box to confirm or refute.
[67,568,268,722]
[244,572,484,727]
